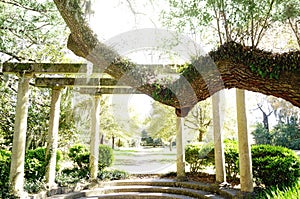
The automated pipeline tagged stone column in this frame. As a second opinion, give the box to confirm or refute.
[236,89,253,192]
[212,92,226,183]
[9,73,32,196]
[175,108,190,181]
[89,95,101,180]
[45,87,63,187]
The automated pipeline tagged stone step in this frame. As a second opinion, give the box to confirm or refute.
[50,185,225,199]
[95,179,238,198]
[49,179,241,199]
[88,185,224,199]
[79,192,197,199]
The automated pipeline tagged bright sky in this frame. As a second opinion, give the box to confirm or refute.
[88,0,173,127]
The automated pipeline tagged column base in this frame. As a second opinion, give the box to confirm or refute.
[176,175,188,182]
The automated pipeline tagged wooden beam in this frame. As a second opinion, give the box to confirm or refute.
[78,88,142,95]
[35,78,120,87]
[2,62,177,75]
[3,63,87,74]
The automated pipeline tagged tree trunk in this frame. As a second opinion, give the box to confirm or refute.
[52,1,300,110]
[112,135,115,150]
[100,134,104,144]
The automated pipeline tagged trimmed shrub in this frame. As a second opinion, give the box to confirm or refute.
[98,144,114,170]
[68,144,90,170]
[251,145,300,187]
[25,147,62,181]
[185,142,214,173]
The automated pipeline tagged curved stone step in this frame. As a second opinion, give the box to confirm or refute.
[49,179,240,199]
[79,192,197,199]
[85,185,223,199]
[95,179,239,198]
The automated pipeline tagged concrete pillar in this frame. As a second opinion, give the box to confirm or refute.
[176,116,186,180]
[9,73,31,196]
[236,89,253,192]
[212,92,226,183]
[45,87,63,187]
[175,107,190,181]
[89,95,101,180]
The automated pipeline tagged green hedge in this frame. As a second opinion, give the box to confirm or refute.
[223,140,239,182]
[25,147,62,181]
[251,145,300,187]
[185,142,214,173]
[99,144,114,170]
[195,141,300,188]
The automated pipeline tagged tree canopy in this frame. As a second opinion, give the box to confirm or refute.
[51,0,300,112]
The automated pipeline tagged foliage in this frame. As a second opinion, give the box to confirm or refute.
[252,120,300,150]
[251,145,300,187]
[25,147,62,181]
[0,75,17,150]
[255,180,300,199]
[252,123,272,145]
[185,142,214,173]
[0,0,68,62]
[24,179,46,194]
[58,167,89,185]
[209,41,300,80]
[97,169,129,181]
[99,144,114,170]
[163,0,299,48]
[144,101,177,149]
[66,144,114,178]
[0,149,11,198]
[271,119,300,150]
[68,144,90,170]
[223,139,239,182]
[185,99,212,142]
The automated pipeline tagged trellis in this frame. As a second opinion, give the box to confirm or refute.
[2,62,252,195]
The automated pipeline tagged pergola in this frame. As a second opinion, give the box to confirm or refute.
[2,62,252,196]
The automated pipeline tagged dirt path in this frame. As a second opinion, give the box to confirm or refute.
[110,147,177,174]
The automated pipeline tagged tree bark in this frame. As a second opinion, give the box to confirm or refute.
[53,1,300,110]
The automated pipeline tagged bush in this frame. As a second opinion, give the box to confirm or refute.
[65,144,115,180]
[251,145,300,187]
[272,121,300,150]
[68,144,90,170]
[98,144,114,170]
[98,169,129,181]
[57,167,89,186]
[252,123,272,145]
[252,120,300,150]
[0,149,11,198]
[256,180,300,199]
[223,139,239,182]
[185,142,214,173]
[25,147,62,181]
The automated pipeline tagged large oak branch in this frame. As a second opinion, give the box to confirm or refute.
[53,0,300,112]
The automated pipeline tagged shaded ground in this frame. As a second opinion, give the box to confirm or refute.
[110,147,177,174]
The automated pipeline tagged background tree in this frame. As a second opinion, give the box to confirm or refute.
[185,99,212,142]
[145,101,177,151]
